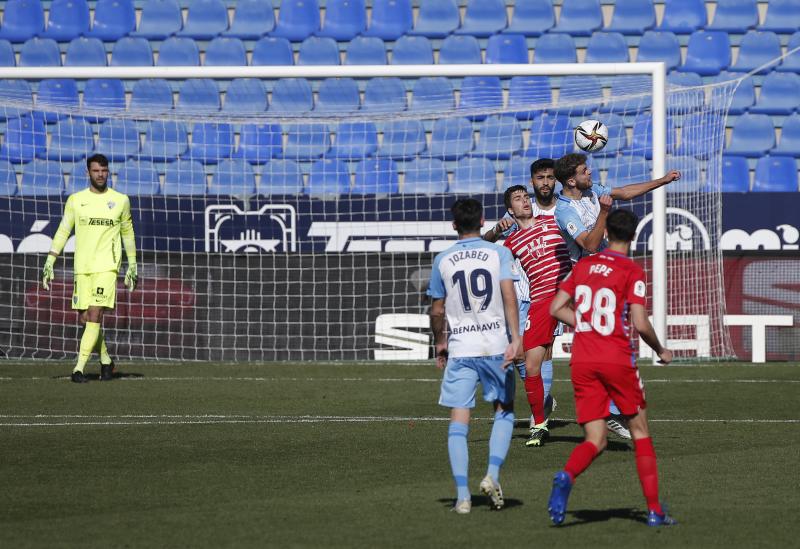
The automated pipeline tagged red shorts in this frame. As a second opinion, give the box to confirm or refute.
[570,361,647,425]
[523,296,559,351]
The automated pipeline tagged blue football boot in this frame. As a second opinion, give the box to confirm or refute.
[548,471,573,525]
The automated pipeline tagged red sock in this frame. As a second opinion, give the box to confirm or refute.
[524,373,545,425]
[634,437,663,515]
[564,441,599,481]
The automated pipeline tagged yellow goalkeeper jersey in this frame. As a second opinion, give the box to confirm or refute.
[51,187,137,275]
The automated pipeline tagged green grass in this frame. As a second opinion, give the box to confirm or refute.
[1,361,799,548]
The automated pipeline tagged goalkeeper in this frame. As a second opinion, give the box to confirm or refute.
[41,154,137,383]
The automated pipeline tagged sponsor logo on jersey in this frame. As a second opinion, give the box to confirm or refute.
[88,218,115,226]
[107,201,115,209]
[567,222,578,235]
[634,280,646,297]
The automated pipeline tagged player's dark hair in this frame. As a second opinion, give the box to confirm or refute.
[86,153,109,169]
[503,185,528,208]
[530,158,554,179]
[553,153,587,184]
[606,209,639,243]
[451,198,483,234]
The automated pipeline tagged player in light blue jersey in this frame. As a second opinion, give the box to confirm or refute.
[428,198,521,514]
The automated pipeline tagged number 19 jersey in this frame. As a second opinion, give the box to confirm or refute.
[427,237,519,358]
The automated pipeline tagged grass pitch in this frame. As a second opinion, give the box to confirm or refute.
[1,361,798,548]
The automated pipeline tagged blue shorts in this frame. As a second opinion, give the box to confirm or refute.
[439,355,516,409]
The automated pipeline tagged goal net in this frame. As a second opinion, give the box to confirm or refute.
[0,64,735,362]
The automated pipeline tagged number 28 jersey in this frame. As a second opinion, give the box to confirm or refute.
[558,250,647,364]
[427,237,519,358]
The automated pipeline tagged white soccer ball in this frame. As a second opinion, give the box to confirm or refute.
[574,119,609,153]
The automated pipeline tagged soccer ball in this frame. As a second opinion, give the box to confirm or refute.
[574,119,609,153]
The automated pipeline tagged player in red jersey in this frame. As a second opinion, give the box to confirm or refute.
[547,208,677,527]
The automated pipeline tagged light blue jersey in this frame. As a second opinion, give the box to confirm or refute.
[554,184,612,263]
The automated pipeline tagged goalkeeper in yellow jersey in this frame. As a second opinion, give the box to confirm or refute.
[41,154,137,383]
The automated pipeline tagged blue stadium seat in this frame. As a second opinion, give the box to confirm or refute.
[234,123,282,164]
[259,159,304,195]
[451,157,497,194]
[19,38,60,67]
[315,78,360,114]
[552,75,602,116]
[402,158,448,193]
[601,75,652,114]
[36,79,79,123]
[115,161,161,196]
[87,0,136,41]
[486,34,527,64]
[753,156,798,192]
[0,0,44,43]
[271,0,320,41]
[760,0,800,34]
[666,71,705,111]
[110,37,153,66]
[283,123,330,160]
[204,37,247,66]
[680,31,730,76]
[363,0,412,41]
[726,113,775,157]
[140,121,189,161]
[65,161,89,194]
[210,158,256,195]
[224,0,274,39]
[750,72,800,115]
[773,114,800,157]
[222,78,267,115]
[636,31,681,71]
[130,79,173,113]
[176,79,221,114]
[95,119,139,162]
[0,80,33,120]
[552,0,602,36]
[363,78,406,113]
[629,112,677,159]
[352,157,398,194]
[163,159,207,195]
[0,40,15,66]
[458,76,503,121]
[157,37,200,66]
[251,37,294,66]
[716,155,750,192]
[65,37,106,67]
[606,0,655,35]
[456,0,507,37]
[659,0,706,34]
[188,122,234,164]
[605,155,650,188]
[473,116,522,160]
[708,0,758,32]
[410,0,460,38]
[0,161,18,195]
[778,32,800,73]
[178,0,228,40]
[84,79,125,122]
[440,35,482,64]
[318,0,365,40]
[43,118,94,162]
[428,117,474,160]
[269,78,313,113]
[507,76,551,122]
[410,77,454,113]
[677,111,726,159]
[502,156,533,190]
[307,158,350,196]
[0,114,45,163]
[504,0,554,37]
[391,36,433,65]
[532,33,576,64]
[41,0,89,41]
[377,119,426,160]
[132,0,182,40]
[712,72,755,115]
[19,160,64,195]
[664,155,703,192]
[329,122,377,159]
[524,113,573,158]
[298,37,340,65]
[345,37,387,65]
[730,31,782,74]
[585,32,629,63]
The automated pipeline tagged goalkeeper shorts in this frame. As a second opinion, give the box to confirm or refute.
[72,271,118,310]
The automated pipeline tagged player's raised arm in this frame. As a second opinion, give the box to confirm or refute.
[630,304,673,364]
[610,170,681,201]
[573,194,612,254]
[120,196,138,291]
[42,195,77,290]
[483,215,515,243]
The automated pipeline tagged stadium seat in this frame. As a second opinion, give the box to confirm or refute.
[234,123,282,164]
[0,161,18,195]
[664,155,703,192]
[605,155,650,187]
[163,159,207,195]
[677,111,726,159]
[64,37,107,67]
[19,160,64,195]
[222,78,267,114]
[251,37,294,66]
[363,78,406,113]
[271,0,320,41]
[298,37,340,66]
[659,0,706,34]
[606,0,655,35]
[402,157,448,193]
[317,0,365,40]
[82,78,125,122]
[132,0,183,40]
[269,78,313,113]
[458,76,503,121]
[410,77,454,113]
[345,37,387,65]
[363,0,412,41]
[157,37,200,67]
[552,75,603,116]
[502,156,534,190]
[115,160,161,195]
[532,33,577,64]
[725,113,776,157]
[0,114,45,163]
[709,0,758,32]
[259,159,304,194]
[601,75,652,114]
[283,123,330,160]
[307,158,350,196]
[450,157,497,194]
[65,161,90,194]
[130,79,174,113]
[410,0,460,38]
[41,0,89,41]
[505,0,554,37]
[352,157,399,194]
[19,38,60,67]
[176,79,221,114]
[508,76,551,120]
[204,37,247,66]
[473,115,522,160]
[731,31,782,74]
[94,119,139,162]
[456,0,507,37]
[0,79,33,120]
[36,79,79,123]
[585,32,629,63]
[711,72,755,115]
[773,114,800,157]
[140,120,189,162]
[210,158,256,195]
[377,119,426,160]
[760,0,800,34]
[440,35,483,64]
[753,156,798,192]
[715,155,750,192]
[485,34,527,64]
[0,0,44,42]
[315,78,360,114]
[636,31,681,71]
[750,72,800,115]
[110,37,154,66]
[524,113,573,158]
[43,118,94,162]
[666,71,705,112]
[778,32,800,73]
[428,117,474,160]
[391,36,434,65]
[552,0,602,36]
[178,0,228,40]
[0,40,15,66]
[87,0,136,41]
[328,122,377,159]
[629,112,677,159]
[680,31,730,76]
[224,0,274,39]
[188,122,234,164]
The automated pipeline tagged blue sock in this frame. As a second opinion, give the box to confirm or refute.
[541,359,553,397]
[515,361,526,381]
[448,422,470,501]
[609,401,621,415]
[487,410,515,481]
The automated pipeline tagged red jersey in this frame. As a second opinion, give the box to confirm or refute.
[503,215,572,303]
[558,250,647,364]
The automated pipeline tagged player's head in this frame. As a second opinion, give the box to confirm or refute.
[554,153,592,191]
[606,209,639,243]
[503,184,531,219]
[86,153,109,191]
[530,158,556,202]
[451,198,484,235]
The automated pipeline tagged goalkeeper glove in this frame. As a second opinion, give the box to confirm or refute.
[41,255,56,291]
[124,263,138,292]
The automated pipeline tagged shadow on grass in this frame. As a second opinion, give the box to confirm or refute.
[556,507,647,527]
[438,497,524,510]
[52,372,145,381]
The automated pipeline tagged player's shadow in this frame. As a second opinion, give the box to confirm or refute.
[545,434,632,452]
[437,497,523,510]
[52,372,145,381]
[557,507,647,527]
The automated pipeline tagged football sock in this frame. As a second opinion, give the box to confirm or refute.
[74,322,100,374]
[541,359,553,397]
[514,361,526,381]
[487,410,515,481]
[609,401,621,415]
[564,441,599,481]
[525,373,546,425]
[447,422,470,501]
[634,437,663,515]
[93,328,112,365]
